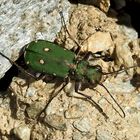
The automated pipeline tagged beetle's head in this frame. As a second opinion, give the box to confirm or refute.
[86,65,102,86]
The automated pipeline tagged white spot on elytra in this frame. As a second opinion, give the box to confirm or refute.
[53,73,56,76]
[39,59,45,64]
[44,47,50,52]
[26,61,30,64]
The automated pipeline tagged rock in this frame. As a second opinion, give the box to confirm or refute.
[72,131,83,140]
[97,0,110,13]
[119,25,138,40]
[13,125,31,140]
[96,129,113,140]
[103,78,135,94]
[64,82,75,97]
[136,93,140,110]
[82,32,113,53]
[74,0,110,12]
[0,0,71,79]
[65,104,84,119]
[44,114,67,131]
[73,118,92,133]
[26,101,46,119]
[114,40,134,75]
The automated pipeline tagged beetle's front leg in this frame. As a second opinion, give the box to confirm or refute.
[36,73,57,83]
[82,51,111,61]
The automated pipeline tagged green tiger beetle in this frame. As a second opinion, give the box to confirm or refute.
[0,13,138,120]
[0,40,138,120]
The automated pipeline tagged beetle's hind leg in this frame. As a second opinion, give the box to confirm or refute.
[37,77,70,120]
[74,81,109,120]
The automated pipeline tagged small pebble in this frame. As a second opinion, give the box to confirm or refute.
[65,104,84,119]
[13,125,31,140]
[26,101,46,119]
[44,114,67,131]
[73,118,92,133]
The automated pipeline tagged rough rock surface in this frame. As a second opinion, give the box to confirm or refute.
[0,0,71,78]
[0,1,140,140]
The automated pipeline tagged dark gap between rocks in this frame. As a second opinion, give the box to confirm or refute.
[110,0,140,37]
[0,54,25,92]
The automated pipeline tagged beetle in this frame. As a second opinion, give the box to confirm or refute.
[25,39,139,119]
[1,38,136,120]
[0,12,137,119]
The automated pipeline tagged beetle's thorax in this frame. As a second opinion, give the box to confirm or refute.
[75,60,102,85]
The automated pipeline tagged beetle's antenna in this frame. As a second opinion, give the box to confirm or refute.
[59,11,82,56]
[102,65,138,75]
[74,81,109,120]
[0,52,37,79]
[75,90,109,120]
[94,88,124,117]
[98,83,125,118]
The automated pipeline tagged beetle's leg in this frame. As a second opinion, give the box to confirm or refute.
[75,81,109,120]
[34,73,56,83]
[82,51,112,61]
[37,77,69,120]
[0,52,37,79]
[82,51,95,61]
[59,11,83,56]
[71,45,81,56]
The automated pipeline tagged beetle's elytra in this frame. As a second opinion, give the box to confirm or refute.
[25,40,75,78]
